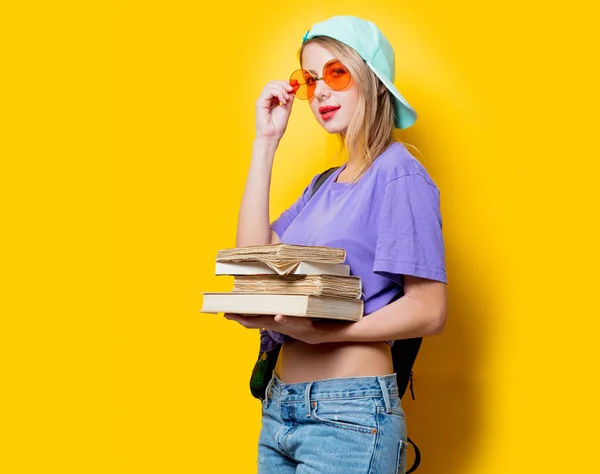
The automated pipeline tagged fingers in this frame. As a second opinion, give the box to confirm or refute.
[257,81,295,108]
[289,79,300,95]
[261,87,289,107]
[223,313,276,329]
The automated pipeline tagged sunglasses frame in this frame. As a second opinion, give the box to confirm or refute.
[290,59,352,100]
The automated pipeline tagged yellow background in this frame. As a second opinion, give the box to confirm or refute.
[2,1,599,472]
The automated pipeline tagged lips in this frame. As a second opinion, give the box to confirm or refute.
[319,105,341,114]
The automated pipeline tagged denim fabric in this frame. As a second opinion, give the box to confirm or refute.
[258,372,408,474]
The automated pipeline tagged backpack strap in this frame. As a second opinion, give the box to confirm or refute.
[310,166,340,199]
[406,437,422,473]
[393,337,423,399]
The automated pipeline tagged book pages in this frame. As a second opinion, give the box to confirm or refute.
[232,274,362,299]
[216,243,346,266]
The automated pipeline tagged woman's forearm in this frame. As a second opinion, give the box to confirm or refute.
[236,137,280,247]
[321,290,446,343]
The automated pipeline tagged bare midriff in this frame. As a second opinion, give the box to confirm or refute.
[274,338,394,383]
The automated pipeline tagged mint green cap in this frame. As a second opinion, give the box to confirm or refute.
[302,15,417,129]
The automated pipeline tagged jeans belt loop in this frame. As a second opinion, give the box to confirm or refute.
[305,381,314,418]
[378,376,392,413]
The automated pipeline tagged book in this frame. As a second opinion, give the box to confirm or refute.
[200,293,363,321]
[232,274,362,300]
[216,243,346,274]
[215,261,351,276]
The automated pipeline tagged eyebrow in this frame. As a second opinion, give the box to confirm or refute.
[304,59,342,75]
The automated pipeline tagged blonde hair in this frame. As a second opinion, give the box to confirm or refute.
[299,37,419,182]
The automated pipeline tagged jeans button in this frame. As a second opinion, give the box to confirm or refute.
[281,389,288,396]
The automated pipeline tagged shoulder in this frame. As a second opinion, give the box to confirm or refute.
[300,171,326,198]
[372,142,439,190]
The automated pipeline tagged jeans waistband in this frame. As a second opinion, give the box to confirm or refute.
[265,372,399,403]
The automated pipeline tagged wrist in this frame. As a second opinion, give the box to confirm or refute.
[252,136,280,162]
[317,319,364,344]
[254,135,280,149]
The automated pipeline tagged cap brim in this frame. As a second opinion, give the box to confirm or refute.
[367,62,417,129]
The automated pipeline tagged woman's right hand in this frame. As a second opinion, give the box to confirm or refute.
[256,80,296,141]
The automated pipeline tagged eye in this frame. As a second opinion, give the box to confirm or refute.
[305,76,316,86]
[330,68,347,77]
[325,60,349,78]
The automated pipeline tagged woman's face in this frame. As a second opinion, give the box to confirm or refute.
[301,42,359,135]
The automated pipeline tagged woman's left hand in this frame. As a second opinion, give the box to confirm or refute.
[223,313,352,345]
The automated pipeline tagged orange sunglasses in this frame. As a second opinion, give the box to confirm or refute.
[289,59,352,100]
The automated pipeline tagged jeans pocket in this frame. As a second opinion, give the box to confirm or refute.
[311,398,377,435]
[396,439,408,474]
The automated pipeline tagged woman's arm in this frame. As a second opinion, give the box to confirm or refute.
[270,229,281,244]
[236,137,280,247]
[321,275,447,343]
[236,79,295,247]
[224,276,446,345]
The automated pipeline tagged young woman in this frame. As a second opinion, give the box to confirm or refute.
[224,15,447,474]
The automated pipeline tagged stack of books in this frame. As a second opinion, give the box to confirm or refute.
[201,243,364,321]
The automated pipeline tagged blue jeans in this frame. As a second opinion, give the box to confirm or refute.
[258,372,408,474]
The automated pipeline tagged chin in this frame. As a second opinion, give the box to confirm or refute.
[317,118,349,134]
[325,126,347,134]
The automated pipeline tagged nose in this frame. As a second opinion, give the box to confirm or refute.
[313,77,332,100]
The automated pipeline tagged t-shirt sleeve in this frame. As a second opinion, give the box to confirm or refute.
[270,173,321,238]
[373,174,447,284]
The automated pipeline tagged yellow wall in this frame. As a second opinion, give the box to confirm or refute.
[2,1,599,472]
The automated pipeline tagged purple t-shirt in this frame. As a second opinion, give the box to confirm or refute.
[260,142,447,351]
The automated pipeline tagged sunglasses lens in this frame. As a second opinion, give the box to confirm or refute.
[289,69,316,100]
[323,61,351,91]
[289,61,350,99]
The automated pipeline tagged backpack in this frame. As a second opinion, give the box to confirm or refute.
[249,166,422,473]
